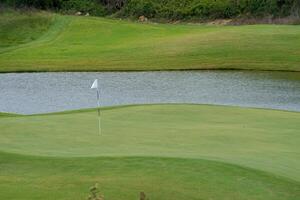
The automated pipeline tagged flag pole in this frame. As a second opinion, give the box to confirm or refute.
[96,88,101,135]
[91,79,101,135]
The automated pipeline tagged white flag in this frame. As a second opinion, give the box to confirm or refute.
[91,79,98,89]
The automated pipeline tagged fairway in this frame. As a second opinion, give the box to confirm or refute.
[0,104,299,200]
[1,12,300,72]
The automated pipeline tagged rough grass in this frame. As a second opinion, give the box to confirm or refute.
[0,11,300,72]
[0,104,299,199]
[0,9,54,48]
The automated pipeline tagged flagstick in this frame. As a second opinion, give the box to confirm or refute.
[91,79,101,135]
[96,89,101,135]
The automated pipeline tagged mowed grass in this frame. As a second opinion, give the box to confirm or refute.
[1,153,300,200]
[0,104,299,199]
[1,11,300,72]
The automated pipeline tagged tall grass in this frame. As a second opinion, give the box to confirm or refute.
[0,9,53,48]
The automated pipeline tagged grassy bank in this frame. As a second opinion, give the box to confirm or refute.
[1,153,299,200]
[0,11,300,72]
[0,10,54,48]
[0,104,299,199]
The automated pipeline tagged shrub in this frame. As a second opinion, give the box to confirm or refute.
[60,0,106,16]
[120,0,239,19]
[118,0,300,20]
[0,0,61,9]
[123,0,156,18]
[1,0,299,19]
[0,0,107,16]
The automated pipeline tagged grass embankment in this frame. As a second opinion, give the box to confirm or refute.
[0,104,299,199]
[0,11,300,72]
[0,10,54,48]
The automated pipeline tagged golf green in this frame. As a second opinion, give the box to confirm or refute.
[1,11,300,72]
[0,104,299,200]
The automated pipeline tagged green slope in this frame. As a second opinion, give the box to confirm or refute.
[0,12,300,72]
[1,152,299,200]
[1,104,299,183]
[0,10,54,49]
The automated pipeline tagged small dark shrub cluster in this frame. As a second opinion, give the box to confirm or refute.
[87,183,104,200]
[86,184,149,200]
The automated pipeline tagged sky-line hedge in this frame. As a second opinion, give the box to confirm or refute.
[1,0,299,19]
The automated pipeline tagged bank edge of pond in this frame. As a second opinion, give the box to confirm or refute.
[3,103,299,117]
[1,68,300,74]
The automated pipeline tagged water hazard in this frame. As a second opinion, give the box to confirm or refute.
[0,71,299,114]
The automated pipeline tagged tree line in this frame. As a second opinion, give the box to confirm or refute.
[1,0,299,19]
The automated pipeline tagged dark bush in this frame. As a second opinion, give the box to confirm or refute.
[0,0,61,9]
[61,0,106,16]
[1,0,300,19]
[119,0,239,19]
[0,0,106,16]
[123,0,156,18]
[118,0,300,20]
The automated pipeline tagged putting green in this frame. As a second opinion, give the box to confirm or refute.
[0,104,299,200]
[1,11,300,72]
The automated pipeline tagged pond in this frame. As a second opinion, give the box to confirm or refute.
[0,71,299,114]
